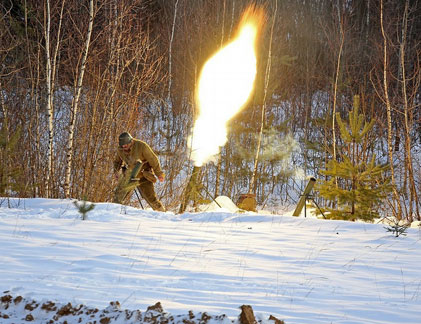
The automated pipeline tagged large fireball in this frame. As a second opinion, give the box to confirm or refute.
[189,7,264,167]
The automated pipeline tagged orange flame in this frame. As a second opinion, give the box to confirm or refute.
[189,7,264,167]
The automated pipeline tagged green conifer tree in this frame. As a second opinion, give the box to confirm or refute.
[317,96,392,221]
[73,198,95,220]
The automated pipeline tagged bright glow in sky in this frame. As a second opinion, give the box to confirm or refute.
[189,9,262,166]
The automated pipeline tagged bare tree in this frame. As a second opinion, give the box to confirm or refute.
[380,0,403,219]
[167,0,179,101]
[64,0,94,198]
[331,11,344,189]
[399,0,420,221]
[250,1,277,194]
[44,0,54,198]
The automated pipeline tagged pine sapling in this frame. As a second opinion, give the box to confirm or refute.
[384,219,409,237]
[73,199,95,220]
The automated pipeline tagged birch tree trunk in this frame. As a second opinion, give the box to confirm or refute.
[64,0,94,198]
[51,1,65,110]
[380,0,402,219]
[102,0,121,165]
[0,79,11,202]
[399,0,419,221]
[365,0,370,44]
[214,0,228,198]
[229,0,235,38]
[167,0,179,101]
[44,0,53,198]
[250,1,277,194]
[332,8,344,189]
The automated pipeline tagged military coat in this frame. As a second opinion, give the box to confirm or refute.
[113,139,164,178]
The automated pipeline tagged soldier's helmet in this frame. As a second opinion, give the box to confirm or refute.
[119,132,133,147]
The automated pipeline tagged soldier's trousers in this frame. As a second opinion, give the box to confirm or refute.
[113,172,165,211]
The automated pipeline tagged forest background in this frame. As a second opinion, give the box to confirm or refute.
[0,0,420,221]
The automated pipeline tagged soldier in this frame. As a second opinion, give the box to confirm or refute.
[113,132,165,211]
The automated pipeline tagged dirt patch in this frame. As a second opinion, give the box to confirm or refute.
[0,293,286,324]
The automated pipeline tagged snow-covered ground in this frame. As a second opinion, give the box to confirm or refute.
[0,197,420,324]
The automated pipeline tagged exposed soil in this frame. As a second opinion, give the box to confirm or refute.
[1,293,285,324]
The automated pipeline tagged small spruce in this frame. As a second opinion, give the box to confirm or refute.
[384,221,408,237]
[73,198,95,220]
[317,95,392,221]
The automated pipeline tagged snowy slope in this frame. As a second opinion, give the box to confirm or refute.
[0,197,420,324]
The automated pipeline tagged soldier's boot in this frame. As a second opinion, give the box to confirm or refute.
[138,180,165,212]
[152,202,166,212]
